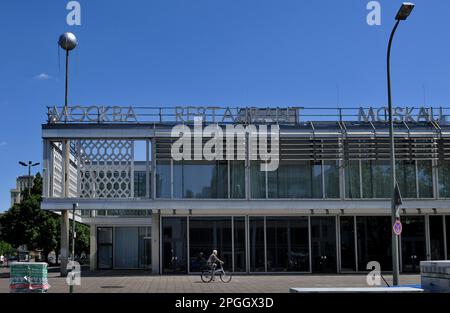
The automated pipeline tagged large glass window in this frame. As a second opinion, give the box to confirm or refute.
[233,217,246,272]
[401,216,426,273]
[340,216,356,271]
[267,161,322,198]
[189,217,232,272]
[438,161,450,198]
[345,160,361,198]
[173,161,228,199]
[361,160,390,198]
[429,216,445,260]
[446,216,450,259]
[114,227,139,268]
[266,217,309,272]
[156,160,171,198]
[311,217,337,273]
[251,162,266,199]
[324,160,340,198]
[230,161,245,199]
[356,216,392,271]
[249,217,265,272]
[396,160,416,198]
[97,227,113,269]
[162,217,188,274]
[417,160,433,198]
[134,171,147,198]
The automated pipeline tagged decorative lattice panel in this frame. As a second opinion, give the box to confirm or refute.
[77,140,134,198]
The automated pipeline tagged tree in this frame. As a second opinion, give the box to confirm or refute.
[0,173,89,262]
[73,222,90,256]
[0,240,13,255]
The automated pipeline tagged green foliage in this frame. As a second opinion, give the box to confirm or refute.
[74,222,90,255]
[0,173,89,261]
[0,240,13,255]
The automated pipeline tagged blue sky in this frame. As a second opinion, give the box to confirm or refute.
[0,0,449,211]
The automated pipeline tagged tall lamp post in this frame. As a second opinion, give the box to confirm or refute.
[18,161,40,196]
[58,32,78,277]
[387,2,415,286]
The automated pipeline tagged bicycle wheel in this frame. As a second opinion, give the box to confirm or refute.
[201,270,213,283]
[220,271,232,283]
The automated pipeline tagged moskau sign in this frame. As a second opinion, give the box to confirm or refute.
[358,107,445,123]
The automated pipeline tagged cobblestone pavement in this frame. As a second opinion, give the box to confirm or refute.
[0,267,420,293]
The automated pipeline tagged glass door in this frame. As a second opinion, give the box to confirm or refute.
[311,217,337,273]
[97,227,113,269]
[401,216,426,273]
[162,217,187,274]
[143,237,152,270]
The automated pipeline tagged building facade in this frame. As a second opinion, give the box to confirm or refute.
[10,175,34,207]
[41,106,450,274]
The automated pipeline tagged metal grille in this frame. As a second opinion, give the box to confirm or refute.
[344,137,438,161]
[77,140,134,198]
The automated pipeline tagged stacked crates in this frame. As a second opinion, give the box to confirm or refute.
[9,262,50,293]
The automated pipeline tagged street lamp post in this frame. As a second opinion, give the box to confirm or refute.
[70,202,78,293]
[58,32,78,277]
[387,2,415,286]
[18,161,40,196]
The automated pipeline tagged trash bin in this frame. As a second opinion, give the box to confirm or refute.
[9,262,50,293]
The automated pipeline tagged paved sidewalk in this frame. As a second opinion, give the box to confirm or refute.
[0,267,420,293]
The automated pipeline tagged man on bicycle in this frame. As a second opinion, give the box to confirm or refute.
[207,250,223,280]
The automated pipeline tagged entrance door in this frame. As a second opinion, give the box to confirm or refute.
[401,216,426,273]
[143,237,152,270]
[311,217,337,273]
[162,217,188,274]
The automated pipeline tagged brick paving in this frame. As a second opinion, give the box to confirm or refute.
[0,267,420,293]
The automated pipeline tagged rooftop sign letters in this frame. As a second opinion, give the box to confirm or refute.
[46,105,449,124]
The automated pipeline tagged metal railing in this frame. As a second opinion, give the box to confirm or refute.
[46,106,450,125]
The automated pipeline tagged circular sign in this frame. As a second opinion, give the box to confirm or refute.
[393,220,402,236]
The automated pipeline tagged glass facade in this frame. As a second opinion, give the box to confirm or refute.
[153,155,442,200]
[311,217,337,273]
[249,217,265,272]
[345,160,361,198]
[361,160,390,198]
[233,217,246,272]
[157,160,245,199]
[346,160,434,199]
[340,216,356,271]
[97,226,151,269]
[162,217,188,274]
[356,216,392,271]
[156,160,171,198]
[401,216,426,273]
[266,217,309,272]
[97,227,113,269]
[438,160,450,198]
[429,216,445,260]
[189,217,232,272]
[97,215,449,273]
[134,171,147,198]
[174,161,228,199]
[267,161,322,198]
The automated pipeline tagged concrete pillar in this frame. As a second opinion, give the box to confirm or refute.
[60,210,70,276]
[89,225,97,270]
[151,212,160,274]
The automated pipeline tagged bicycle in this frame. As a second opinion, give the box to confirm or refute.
[201,263,232,283]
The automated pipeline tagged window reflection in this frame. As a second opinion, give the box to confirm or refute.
[189,217,232,272]
[357,216,392,271]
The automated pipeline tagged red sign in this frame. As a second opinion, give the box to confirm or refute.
[393,220,403,236]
